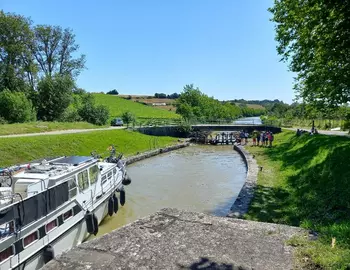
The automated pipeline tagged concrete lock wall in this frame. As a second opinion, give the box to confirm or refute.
[137,126,190,137]
[138,125,282,138]
[192,125,282,133]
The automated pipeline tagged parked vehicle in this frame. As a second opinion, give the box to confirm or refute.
[111,118,123,126]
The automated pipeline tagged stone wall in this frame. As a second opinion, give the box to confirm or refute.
[228,144,258,218]
[123,141,190,165]
[43,208,305,270]
[137,126,190,138]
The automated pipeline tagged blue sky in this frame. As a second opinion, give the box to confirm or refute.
[1,0,295,103]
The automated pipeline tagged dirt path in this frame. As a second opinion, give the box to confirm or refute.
[0,126,125,138]
[284,127,349,137]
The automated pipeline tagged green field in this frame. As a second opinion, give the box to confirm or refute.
[93,93,180,119]
[0,129,178,167]
[245,131,350,268]
[0,121,105,136]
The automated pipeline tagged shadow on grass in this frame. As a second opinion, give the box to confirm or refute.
[247,132,350,246]
[246,185,299,225]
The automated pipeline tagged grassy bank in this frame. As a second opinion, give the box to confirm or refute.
[263,117,348,131]
[0,121,106,136]
[0,129,178,167]
[244,131,350,269]
[93,93,180,119]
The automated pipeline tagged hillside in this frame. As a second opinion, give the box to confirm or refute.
[93,94,179,119]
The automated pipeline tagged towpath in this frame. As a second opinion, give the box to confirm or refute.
[0,126,125,138]
[284,127,349,137]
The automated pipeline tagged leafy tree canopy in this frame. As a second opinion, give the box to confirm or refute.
[269,0,350,107]
[107,89,119,95]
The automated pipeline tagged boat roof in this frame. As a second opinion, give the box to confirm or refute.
[12,156,98,181]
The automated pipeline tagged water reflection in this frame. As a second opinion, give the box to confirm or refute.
[91,145,246,239]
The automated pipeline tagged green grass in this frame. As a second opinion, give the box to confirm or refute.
[244,131,350,269]
[0,121,105,136]
[93,93,180,119]
[0,129,178,167]
[263,117,348,130]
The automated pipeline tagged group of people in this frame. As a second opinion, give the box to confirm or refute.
[237,130,274,147]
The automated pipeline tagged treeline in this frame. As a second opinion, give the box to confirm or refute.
[229,99,284,108]
[175,84,264,122]
[154,93,180,99]
[263,102,350,130]
[0,11,109,125]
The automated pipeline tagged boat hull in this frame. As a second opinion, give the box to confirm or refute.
[10,189,120,270]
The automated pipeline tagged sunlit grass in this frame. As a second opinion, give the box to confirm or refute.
[244,130,350,268]
[0,129,178,167]
[93,93,180,119]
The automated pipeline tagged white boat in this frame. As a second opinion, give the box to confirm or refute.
[0,146,131,270]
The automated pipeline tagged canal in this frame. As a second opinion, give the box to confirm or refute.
[233,116,262,125]
[91,144,247,239]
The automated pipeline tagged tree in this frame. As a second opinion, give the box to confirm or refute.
[121,111,135,127]
[175,84,243,121]
[0,11,37,91]
[32,25,86,78]
[269,0,350,107]
[107,89,119,95]
[154,93,167,98]
[0,89,36,123]
[36,75,74,121]
[77,93,109,125]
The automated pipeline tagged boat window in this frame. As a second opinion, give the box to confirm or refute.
[113,168,117,176]
[89,165,98,185]
[77,170,89,190]
[0,246,14,262]
[107,171,113,181]
[45,219,57,233]
[23,231,38,247]
[101,175,107,184]
[68,177,77,198]
[63,209,73,221]
[0,220,15,239]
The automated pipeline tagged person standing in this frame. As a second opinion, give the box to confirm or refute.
[269,132,274,147]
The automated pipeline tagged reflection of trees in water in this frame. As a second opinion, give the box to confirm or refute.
[178,257,247,270]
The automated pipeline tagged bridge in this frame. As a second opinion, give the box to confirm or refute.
[137,124,281,138]
[192,124,281,133]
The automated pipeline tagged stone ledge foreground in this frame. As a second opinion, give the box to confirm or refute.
[44,208,305,270]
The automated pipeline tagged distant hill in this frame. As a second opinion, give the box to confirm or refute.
[118,94,176,111]
[228,99,284,109]
[93,93,179,119]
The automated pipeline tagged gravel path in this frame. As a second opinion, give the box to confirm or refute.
[0,126,125,138]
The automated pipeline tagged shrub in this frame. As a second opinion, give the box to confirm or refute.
[91,105,109,125]
[0,89,36,123]
[60,106,81,122]
[121,111,136,127]
[107,89,119,95]
[78,93,109,125]
[37,75,74,121]
[0,116,7,124]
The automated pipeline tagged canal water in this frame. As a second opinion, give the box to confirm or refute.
[233,116,262,125]
[92,145,246,239]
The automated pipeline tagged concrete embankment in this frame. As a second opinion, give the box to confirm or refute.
[228,144,259,218]
[44,208,305,270]
[123,141,190,165]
